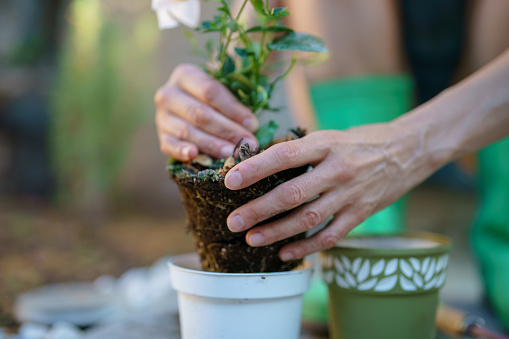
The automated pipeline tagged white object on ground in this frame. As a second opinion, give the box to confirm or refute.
[18,322,48,339]
[44,322,82,339]
[15,256,178,327]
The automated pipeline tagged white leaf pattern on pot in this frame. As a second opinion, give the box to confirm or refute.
[357,260,370,283]
[341,256,351,270]
[371,259,385,276]
[345,272,357,287]
[409,257,421,272]
[425,259,436,282]
[384,259,398,276]
[352,258,362,274]
[323,270,334,284]
[436,272,446,288]
[400,276,417,291]
[328,254,448,292]
[358,278,378,291]
[443,255,449,269]
[421,257,430,275]
[424,276,438,290]
[334,257,345,274]
[335,274,349,288]
[436,256,443,273]
[399,259,413,278]
[374,275,398,292]
[413,272,423,288]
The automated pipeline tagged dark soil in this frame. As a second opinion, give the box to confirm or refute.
[170,164,308,273]
[168,135,309,273]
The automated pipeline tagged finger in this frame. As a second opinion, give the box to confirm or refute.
[226,167,334,232]
[162,87,258,147]
[157,113,236,159]
[278,208,368,261]
[158,133,198,161]
[171,64,259,132]
[245,190,341,247]
[225,135,329,190]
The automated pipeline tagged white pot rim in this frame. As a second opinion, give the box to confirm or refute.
[169,253,314,299]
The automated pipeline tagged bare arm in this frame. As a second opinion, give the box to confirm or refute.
[224,48,509,260]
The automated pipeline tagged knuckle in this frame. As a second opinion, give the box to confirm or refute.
[175,124,190,140]
[320,232,340,250]
[274,143,300,166]
[154,88,168,107]
[244,206,262,225]
[201,80,219,103]
[188,104,210,126]
[335,162,355,182]
[222,129,240,143]
[281,183,305,207]
[173,63,195,78]
[354,205,374,223]
[300,209,321,231]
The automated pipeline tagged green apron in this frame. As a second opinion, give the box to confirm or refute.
[472,137,509,330]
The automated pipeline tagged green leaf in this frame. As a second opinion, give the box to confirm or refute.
[226,73,255,89]
[256,85,268,108]
[250,0,264,12]
[205,39,215,54]
[220,54,235,77]
[246,25,294,33]
[227,21,239,32]
[234,47,247,58]
[268,33,328,53]
[255,120,279,149]
[263,7,290,18]
[217,6,229,14]
[251,42,261,59]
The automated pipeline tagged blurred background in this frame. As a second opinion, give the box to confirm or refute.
[0,0,495,336]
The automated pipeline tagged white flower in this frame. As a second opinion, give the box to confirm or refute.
[152,0,201,29]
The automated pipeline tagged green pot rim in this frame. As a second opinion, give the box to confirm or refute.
[323,231,452,257]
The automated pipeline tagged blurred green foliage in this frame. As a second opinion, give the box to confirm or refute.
[50,0,159,210]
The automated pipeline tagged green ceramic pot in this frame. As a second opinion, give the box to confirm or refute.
[320,231,451,339]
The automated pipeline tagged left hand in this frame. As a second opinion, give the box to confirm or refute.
[224,124,433,261]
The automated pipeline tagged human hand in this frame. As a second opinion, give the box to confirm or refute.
[224,124,438,260]
[155,64,259,161]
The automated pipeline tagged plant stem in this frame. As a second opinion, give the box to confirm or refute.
[218,0,249,77]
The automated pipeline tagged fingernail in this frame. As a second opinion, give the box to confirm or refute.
[248,233,265,246]
[243,117,258,132]
[225,170,243,188]
[228,214,245,232]
[280,252,295,261]
[220,145,234,158]
[181,146,192,160]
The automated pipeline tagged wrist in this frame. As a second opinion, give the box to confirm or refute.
[388,100,455,190]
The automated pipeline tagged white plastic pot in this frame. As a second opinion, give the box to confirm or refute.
[169,253,313,339]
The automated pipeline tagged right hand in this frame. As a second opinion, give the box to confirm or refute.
[155,64,259,161]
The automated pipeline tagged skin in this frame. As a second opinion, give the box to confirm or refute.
[155,0,509,261]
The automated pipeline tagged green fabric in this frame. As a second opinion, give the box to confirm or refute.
[472,137,509,331]
[303,74,415,324]
[310,74,414,235]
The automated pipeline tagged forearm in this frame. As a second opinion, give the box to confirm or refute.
[390,48,509,189]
